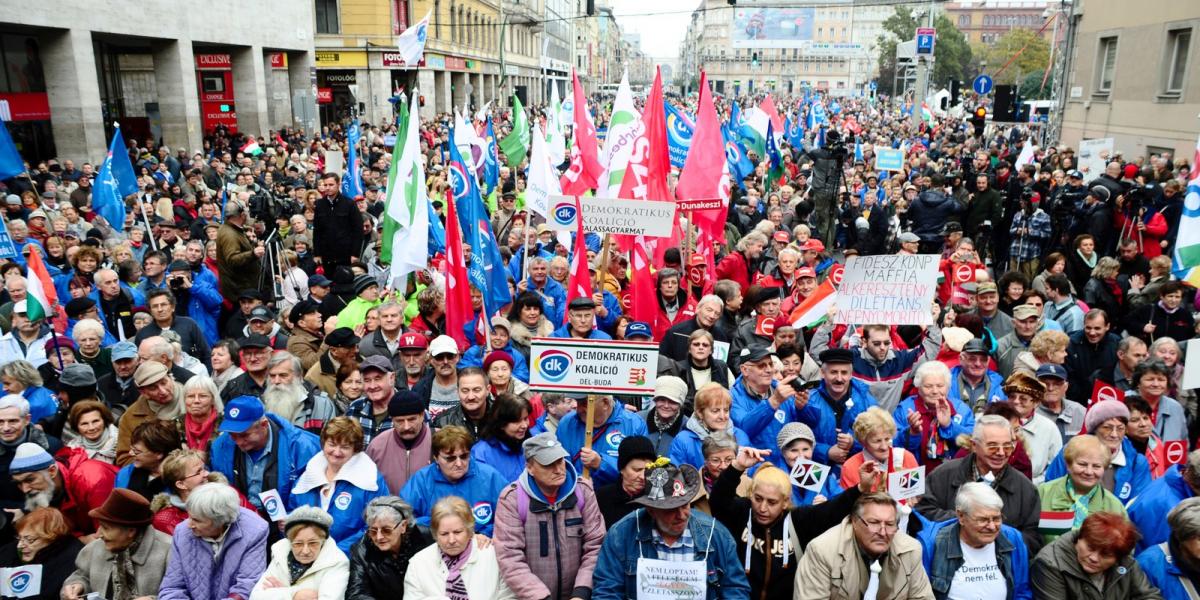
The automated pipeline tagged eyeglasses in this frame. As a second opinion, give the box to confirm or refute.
[184,467,208,480]
[982,442,1017,453]
[291,540,323,551]
[966,515,1003,527]
[705,455,735,467]
[16,535,39,546]
[855,515,899,534]
[439,453,471,464]
[367,526,398,538]
[1096,423,1126,435]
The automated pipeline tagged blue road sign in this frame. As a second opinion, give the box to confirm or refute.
[869,81,878,91]
[916,27,936,55]
[973,75,994,95]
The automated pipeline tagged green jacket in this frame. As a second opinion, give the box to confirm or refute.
[1037,475,1127,544]
[336,297,382,330]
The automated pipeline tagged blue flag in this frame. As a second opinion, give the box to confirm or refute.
[341,120,363,198]
[448,133,510,317]
[785,112,805,149]
[664,103,694,169]
[427,199,446,256]
[482,118,499,197]
[721,120,754,190]
[92,126,139,232]
[765,120,783,181]
[854,142,864,163]
[0,119,24,180]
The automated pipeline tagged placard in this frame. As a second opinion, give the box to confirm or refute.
[0,220,18,259]
[1088,380,1125,407]
[0,565,41,598]
[834,254,939,326]
[259,489,288,521]
[888,466,925,500]
[874,147,905,171]
[1078,138,1114,178]
[1163,440,1189,466]
[789,459,831,493]
[636,557,706,599]
[324,150,345,178]
[529,337,658,395]
[712,341,730,362]
[1183,340,1200,391]
[546,195,676,238]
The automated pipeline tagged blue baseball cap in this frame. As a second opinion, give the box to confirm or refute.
[110,341,138,362]
[624,321,652,340]
[219,396,265,433]
[1036,364,1068,381]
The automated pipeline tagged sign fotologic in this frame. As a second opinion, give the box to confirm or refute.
[529,338,658,395]
[834,254,939,326]
[546,196,676,237]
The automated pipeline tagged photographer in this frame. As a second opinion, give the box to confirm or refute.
[1114,173,1169,258]
[964,173,1002,264]
[1046,170,1088,253]
[164,258,222,345]
[909,173,964,254]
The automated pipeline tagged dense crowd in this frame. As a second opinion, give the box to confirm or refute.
[0,82,1196,600]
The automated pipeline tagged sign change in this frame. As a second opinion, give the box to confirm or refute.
[547,195,676,238]
[529,337,658,395]
[835,254,939,326]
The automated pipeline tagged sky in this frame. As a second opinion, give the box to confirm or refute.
[608,0,700,68]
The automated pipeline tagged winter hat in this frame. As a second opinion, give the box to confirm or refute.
[617,435,657,471]
[8,443,54,475]
[942,327,974,352]
[285,505,333,536]
[777,422,816,450]
[353,274,379,296]
[653,376,688,406]
[1085,400,1130,433]
[483,350,514,371]
[387,391,425,417]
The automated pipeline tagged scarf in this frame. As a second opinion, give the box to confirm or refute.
[1066,479,1100,528]
[915,400,953,471]
[442,542,473,600]
[287,552,314,584]
[1104,277,1124,305]
[80,426,114,456]
[1076,249,1097,269]
[145,384,184,420]
[110,538,140,600]
[185,411,220,450]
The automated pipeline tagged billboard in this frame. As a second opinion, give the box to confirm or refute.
[731,7,815,48]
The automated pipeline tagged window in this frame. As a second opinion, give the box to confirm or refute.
[1096,36,1118,93]
[958,15,970,27]
[1164,28,1191,94]
[315,0,339,34]
[434,0,441,38]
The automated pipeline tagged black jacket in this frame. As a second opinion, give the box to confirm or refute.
[1125,302,1195,345]
[909,190,963,242]
[97,288,138,341]
[657,318,730,364]
[594,482,639,530]
[0,536,83,600]
[346,527,430,600]
[964,187,1004,237]
[915,455,1043,556]
[1064,331,1120,405]
[669,357,731,415]
[313,193,365,267]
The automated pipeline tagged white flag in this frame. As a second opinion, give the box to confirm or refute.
[526,123,560,219]
[384,94,430,283]
[396,11,431,66]
[547,83,566,166]
[597,71,644,198]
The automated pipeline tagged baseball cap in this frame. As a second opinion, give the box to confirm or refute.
[962,338,989,355]
[796,266,817,279]
[523,432,570,465]
[219,396,265,433]
[360,355,394,374]
[1067,170,1084,179]
[429,335,459,357]
[110,341,138,362]
[772,231,790,243]
[308,274,332,288]
[248,306,274,323]
[398,332,429,350]
[289,300,320,323]
[975,281,999,296]
[740,345,775,364]
[490,316,511,331]
[801,239,825,253]
[324,328,360,348]
[239,333,272,349]
[1036,364,1068,381]
[1013,304,1039,320]
[624,321,653,340]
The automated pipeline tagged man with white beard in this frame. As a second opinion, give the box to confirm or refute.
[7,442,117,539]
[262,352,338,435]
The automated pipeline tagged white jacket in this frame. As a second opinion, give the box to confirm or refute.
[403,539,516,600]
[250,537,349,600]
[0,330,50,368]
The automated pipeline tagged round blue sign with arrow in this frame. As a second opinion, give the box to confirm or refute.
[973,75,994,95]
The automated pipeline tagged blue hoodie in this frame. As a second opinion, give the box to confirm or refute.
[668,418,752,470]
[891,394,975,465]
[1128,465,1195,552]
[556,401,649,488]
[947,365,1008,409]
[400,457,510,536]
[549,323,612,340]
[796,379,878,464]
[289,452,390,553]
[730,376,798,452]
[23,386,58,425]
[1137,541,1195,600]
[208,413,321,512]
[1042,437,1151,504]
[472,437,525,483]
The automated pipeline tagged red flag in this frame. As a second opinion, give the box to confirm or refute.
[442,190,473,350]
[628,235,656,326]
[759,94,784,136]
[564,195,592,324]
[561,69,604,195]
[616,67,671,254]
[675,71,730,242]
[1088,380,1125,409]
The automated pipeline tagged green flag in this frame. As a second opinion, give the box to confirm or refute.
[380,95,429,281]
[380,100,409,264]
[498,94,530,168]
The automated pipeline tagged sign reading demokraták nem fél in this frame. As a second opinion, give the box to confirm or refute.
[835,254,939,326]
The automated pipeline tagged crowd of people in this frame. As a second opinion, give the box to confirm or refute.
[0,82,1196,600]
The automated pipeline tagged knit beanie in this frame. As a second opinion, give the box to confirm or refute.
[8,443,54,475]
[1085,400,1130,433]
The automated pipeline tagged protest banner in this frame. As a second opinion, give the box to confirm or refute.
[324,150,344,178]
[530,337,658,395]
[1078,138,1114,178]
[1184,341,1200,391]
[0,220,17,259]
[547,195,676,237]
[834,254,939,326]
[874,146,905,171]
[0,565,41,599]
[888,466,925,501]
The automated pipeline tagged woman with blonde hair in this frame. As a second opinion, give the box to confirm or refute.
[1013,329,1070,376]
[1083,256,1123,318]
[403,496,514,600]
[841,406,919,490]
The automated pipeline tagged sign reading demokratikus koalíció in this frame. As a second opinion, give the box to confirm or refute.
[547,195,676,237]
[834,254,939,326]
[529,337,658,395]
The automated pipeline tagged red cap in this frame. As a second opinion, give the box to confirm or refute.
[398,332,429,350]
[797,266,817,279]
[773,231,790,243]
[801,239,825,253]
[1123,164,1138,179]
[687,254,706,267]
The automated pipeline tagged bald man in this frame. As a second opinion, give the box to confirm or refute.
[137,335,196,384]
[94,268,144,341]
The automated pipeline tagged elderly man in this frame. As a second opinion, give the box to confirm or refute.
[795,492,932,600]
[344,355,400,445]
[60,489,172,600]
[286,300,324,372]
[716,231,767,294]
[219,334,272,403]
[208,396,321,516]
[0,396,59,507]
[495,432,606,600]
[555,393,649,488]
[96,341,140,412]
[215,195,264,302]
[366,391,431,493]
[137,335,195,385]
[916,414,1042,554]
[729,287,784,370]
[0,300,52,367]
[517,256,567,325]
[88,271,142,337]
[729,346,810,453]
[423,335,462,414]
[8,442,116,538]
[950,339,1008,414]
[995,304,1042,378]
[262,352,338,435]
[658,294,729,364]
[1034,364,1084,442]
[923,483,1033,600]
[550,297,613,340]
[592,461,750,600]
[157,483,269,600]
[116,361,183,465]
[799,348,879,465]
[305,327,360,398]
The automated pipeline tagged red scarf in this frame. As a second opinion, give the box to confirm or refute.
[184,411,220,450]
[917,399,955,472]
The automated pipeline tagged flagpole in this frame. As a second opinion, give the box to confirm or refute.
[139,196,159,252]
[582,395,596,480]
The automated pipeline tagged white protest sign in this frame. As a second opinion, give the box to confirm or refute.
[834,254,939,326]
[259,489,289,521]
[636,557,706,600]
[529,337,658,395]
[324,150,345,178]
[546,195,676,238]
[712,341,731,363]
[874,146,905,171]
[1078,138,1114,178]
[789,459,831,493]
[1183,341,1200,391]
[0,565,42,598]
[888,466,926,501]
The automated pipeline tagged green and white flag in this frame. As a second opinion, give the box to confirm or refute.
[381,94,430,284]
[597,71,644,198]
[498,94,530,168]
[546,82,566,166]
[738,106,769,159]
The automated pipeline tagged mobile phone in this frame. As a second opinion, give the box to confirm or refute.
[788,378,821,393]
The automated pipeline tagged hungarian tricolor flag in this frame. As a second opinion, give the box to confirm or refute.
[24,246,58,322]
[789,279,838,329]
[442,190,473,350]
[1038,510,1074,538]
[241,139,263,156]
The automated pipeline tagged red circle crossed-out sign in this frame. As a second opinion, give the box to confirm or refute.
[954,264,974,283]
[1165,440,1187,465]
[829,264,844,286]
[1095,385,1118,404]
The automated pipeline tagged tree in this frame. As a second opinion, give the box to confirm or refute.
[876,8,973,97]
[977,29,1051,86]
[1019,69,1054,100]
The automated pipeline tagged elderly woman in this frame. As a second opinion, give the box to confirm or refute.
[1126,359,1188,442]
[177,375,223,451]
[333,364,364,414]
[483,351,532,404]
[1149,337,1196,420]
[403,496,515,600]
[290,417,390,553]
[0,360,56,425]
[1004,372,1063,483]
[347,496,432,600]
[893,360,975,470]
[401,426,509,536]
[668,382,751,471]
[251,506,349,600]
[63,400,119,464]
[210,340,243,394]
[1042,400,1153,505]
[60,489,173,600]
[842,407,918,490]
[506,292,555,361]
[0,508,83,600]
[72,319,112,380]
[158,483,269,600]
[1138,497,1200,598]
[1037,435,1127,543]
[711,447,880,600]
[772,422,843,506]
[669,328,734,412]
[1083,256,1123,319]
[471,393,530,482]
[1032,512,1159,599]
[1013,329,1070,376]
[116,419,182,501]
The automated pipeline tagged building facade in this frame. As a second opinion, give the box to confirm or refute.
[944,0,1050,45]
[0,0,316,163]
[1058,0,1198,159]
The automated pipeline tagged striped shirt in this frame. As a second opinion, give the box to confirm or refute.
[651,526,696,562]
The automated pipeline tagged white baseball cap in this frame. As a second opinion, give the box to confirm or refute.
[429,335,459,357]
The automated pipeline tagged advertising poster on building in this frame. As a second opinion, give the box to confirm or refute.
[731,7,815,48]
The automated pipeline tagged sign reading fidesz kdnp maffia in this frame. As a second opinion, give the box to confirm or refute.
[529,337,658,395]
[546,195,676,237]
[834,254,939,326]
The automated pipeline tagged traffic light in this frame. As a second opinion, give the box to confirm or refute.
[950,80,962,107]
[971,106,987,137]
[751,52,759,67]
